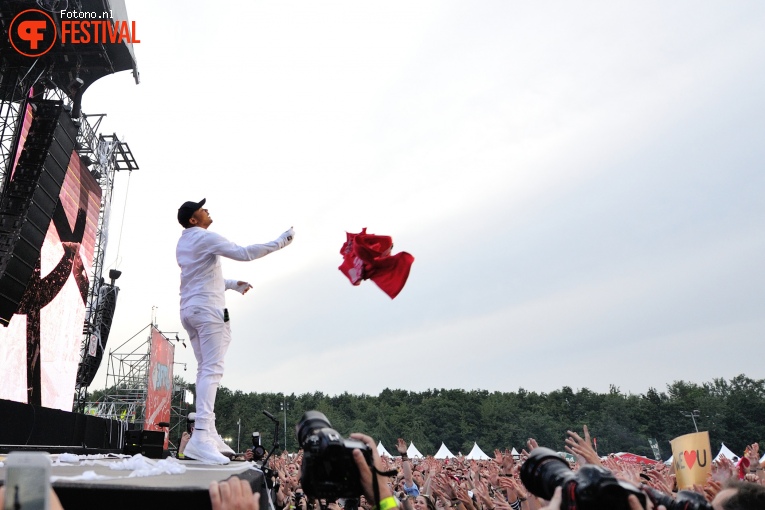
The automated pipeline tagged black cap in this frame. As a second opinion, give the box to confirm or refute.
[177,198,206,227]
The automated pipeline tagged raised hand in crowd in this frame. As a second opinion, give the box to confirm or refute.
[497,473,529,506]
[493,448,516,476]
[209,479,259,510]
[712,456,736,482]
[644,467,674,495]
[702,479,723,501]
[744,442,764,480]
[519,438,539,465]
[745,443,760,465]
[564,426,601,466]
[396,437,408,457]
[470,478,492,510]
[453,483,475,510]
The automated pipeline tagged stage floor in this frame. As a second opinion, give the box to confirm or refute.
[0,453,269,510]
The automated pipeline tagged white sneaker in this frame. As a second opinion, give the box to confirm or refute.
[183,434,230,465]
[212,434,236,457]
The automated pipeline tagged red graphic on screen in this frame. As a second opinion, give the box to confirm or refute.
[0,146,101,409]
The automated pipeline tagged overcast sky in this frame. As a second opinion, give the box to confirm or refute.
[81,1,765,398]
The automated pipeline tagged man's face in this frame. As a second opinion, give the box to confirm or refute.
[190,207,212,229]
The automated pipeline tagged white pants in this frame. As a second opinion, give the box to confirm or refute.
[180,305,231,433]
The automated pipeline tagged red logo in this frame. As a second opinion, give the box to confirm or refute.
[9,9,57,57]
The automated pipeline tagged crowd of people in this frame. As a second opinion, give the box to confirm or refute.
[2,426,763,509]
[245,426,765,510]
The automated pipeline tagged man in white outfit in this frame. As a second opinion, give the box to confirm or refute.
[176,198,294,464]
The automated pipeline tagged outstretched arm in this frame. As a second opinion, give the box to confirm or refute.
[396,438,416,491]
[207,228,295,262]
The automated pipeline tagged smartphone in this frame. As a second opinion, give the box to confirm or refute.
[3,451,51,510]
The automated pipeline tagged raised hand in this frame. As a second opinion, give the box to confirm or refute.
[564,426,601,466]
[397,438,408,456]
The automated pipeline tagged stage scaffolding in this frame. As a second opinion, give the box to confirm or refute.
[1,0,140,412]
[73,118,139,408]
[87,324,191,453]
[1,40,140,407]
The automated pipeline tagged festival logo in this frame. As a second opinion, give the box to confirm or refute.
[9,9,57,57]
[8,7,139,58]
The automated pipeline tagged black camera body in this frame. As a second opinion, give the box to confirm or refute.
[296,410,373,500]
[521,447,646,510]
[521,447,710,510]
[251,432,266,461]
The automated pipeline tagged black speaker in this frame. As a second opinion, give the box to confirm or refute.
[122,429,165,459]
[0,100,78,326]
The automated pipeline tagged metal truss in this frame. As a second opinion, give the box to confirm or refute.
[74,122,139,409]
[87,325,190,453]
[168,381,192,453]
[92,324,153,426]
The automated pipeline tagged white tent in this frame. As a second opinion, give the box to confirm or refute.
[465,442,491,460]
[434,442,455,459]
[715,443,738,462]
[407,442,424,458]
[511,447,520,459]
[377,441,392,457]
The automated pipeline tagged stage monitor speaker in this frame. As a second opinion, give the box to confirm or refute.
[123,430,165,459]
[0,100,78,326]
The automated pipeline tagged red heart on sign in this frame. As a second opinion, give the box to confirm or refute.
[684,450,697,469]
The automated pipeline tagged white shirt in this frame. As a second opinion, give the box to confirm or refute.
[176,227,288,310]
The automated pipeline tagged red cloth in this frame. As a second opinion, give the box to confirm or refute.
[737,456,750,479]
[339,228,414,299]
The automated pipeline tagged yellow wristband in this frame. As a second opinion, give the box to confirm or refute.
[377,496,398,510]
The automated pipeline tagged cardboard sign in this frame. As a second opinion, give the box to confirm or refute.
[670,431,712,488]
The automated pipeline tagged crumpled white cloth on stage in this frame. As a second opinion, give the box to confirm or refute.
[49,453,188,482]
[109,454,187,477]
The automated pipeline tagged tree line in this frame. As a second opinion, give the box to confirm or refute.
[90,374,765,460]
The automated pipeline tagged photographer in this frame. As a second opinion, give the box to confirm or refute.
[350,432,398,509]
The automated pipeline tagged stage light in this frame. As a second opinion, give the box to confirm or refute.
[67,77,84,95]
[108,269,122,284]
[90,169,101,180]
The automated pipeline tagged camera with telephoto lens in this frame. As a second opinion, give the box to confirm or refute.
[296,410,373,500]
[521,447,711,510]
[642,486,711,510]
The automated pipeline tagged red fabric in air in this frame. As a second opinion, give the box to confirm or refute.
[339,228,414,299]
